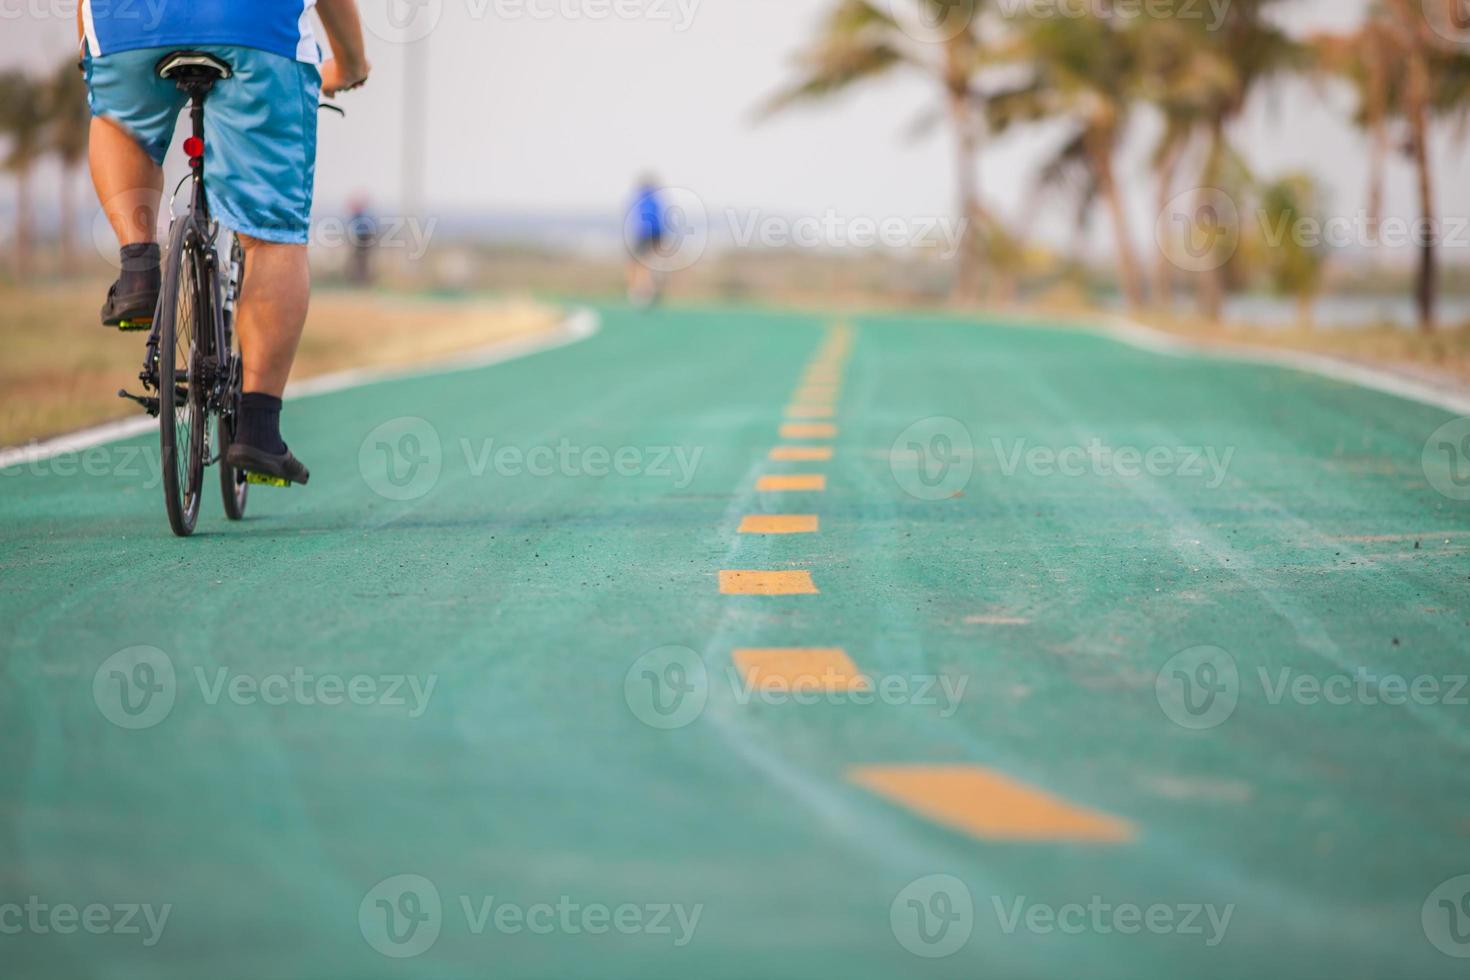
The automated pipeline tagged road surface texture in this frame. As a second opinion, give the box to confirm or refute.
[3,304,1469,978]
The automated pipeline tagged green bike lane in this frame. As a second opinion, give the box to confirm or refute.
[2,304,1468,978]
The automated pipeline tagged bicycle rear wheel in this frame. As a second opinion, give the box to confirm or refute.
[219,237,248,520]
[158,222,207,537]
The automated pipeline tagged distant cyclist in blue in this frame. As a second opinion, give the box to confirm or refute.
[79,0,370,484]
[625,174,668,307]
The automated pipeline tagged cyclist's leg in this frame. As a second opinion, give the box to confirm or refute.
[88,116,162,246]
[83,48,186,326]
[200,46,320,483]
[236,236,309,399]
[227,237,309,479]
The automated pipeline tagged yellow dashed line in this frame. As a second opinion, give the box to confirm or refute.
[792,385,840,404]
[738,514,819,534]
[719,570,819,595]
[757,474,826,492]
[780,423,837,440]
[732,647,870,692]
[769,446,833,462]
[848,764,1135,843]
[785,405,836,419]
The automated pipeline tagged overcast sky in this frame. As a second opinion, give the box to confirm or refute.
[3,0,1467,258]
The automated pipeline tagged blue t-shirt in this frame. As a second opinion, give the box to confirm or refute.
[629,187,665,240]
[82,0,321,64]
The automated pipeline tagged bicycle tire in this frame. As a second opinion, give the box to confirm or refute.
[158,221,207,537]
[219,237,248,520]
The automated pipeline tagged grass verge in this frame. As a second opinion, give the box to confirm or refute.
[0,280,560,447]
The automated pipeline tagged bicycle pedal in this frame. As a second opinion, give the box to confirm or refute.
[244,471,292,488]
[117,318,153,332]
[117,388,160,416]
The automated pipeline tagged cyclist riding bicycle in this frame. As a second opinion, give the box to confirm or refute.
[625,174,668,307]
[80,0,370,485]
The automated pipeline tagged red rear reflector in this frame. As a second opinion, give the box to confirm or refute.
[183,136,204,158]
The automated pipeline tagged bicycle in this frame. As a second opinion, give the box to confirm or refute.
[118,51,343,537]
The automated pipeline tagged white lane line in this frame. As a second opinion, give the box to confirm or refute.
[0,308,601,468]
[1103,315,1470,416]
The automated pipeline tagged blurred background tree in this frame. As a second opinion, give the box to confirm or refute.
[46,61,91,275]
[763,0,995,304]
[1317,1,1470,333]
[1,6,1467,333]
[987,11,1151,312]
[0,69,50,279]
[1256,172,1327,326]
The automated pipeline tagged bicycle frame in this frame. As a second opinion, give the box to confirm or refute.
[132,72,243,466]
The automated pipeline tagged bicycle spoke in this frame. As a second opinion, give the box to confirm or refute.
[172,251,196,499]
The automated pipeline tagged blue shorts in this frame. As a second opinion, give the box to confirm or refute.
[85,45,321,245]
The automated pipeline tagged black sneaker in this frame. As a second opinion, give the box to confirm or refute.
[225,442,311,486]
[100,280,160,330]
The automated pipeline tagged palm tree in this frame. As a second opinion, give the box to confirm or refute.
[763,0,993,303]
[1317,3,1470,332]
[0,70,49,279]
[1134,16,1230,309]
[1166,1,1302,322]
[987,11,1149,311]
[47,60,91,275]
[1145,115,1192,309]
[1338,20,1393,246]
